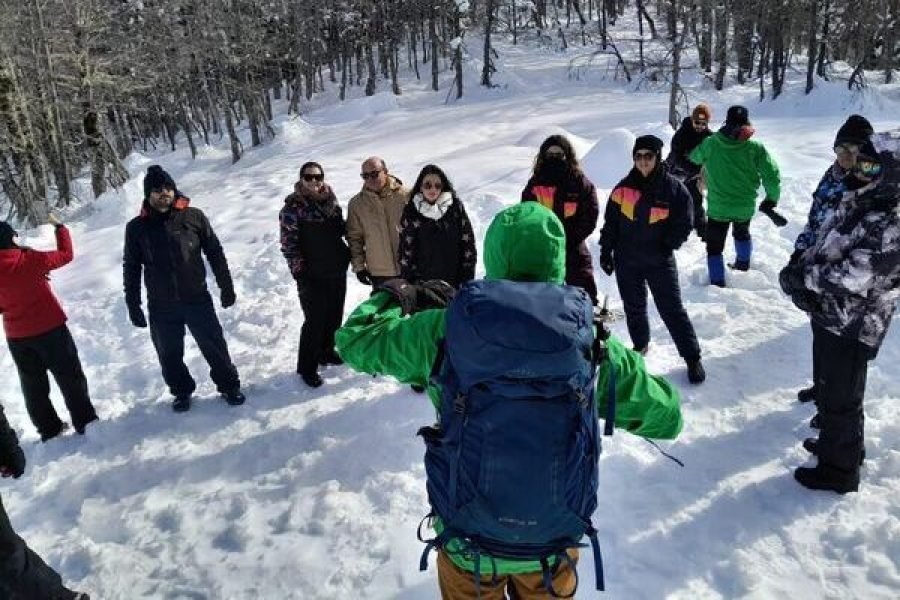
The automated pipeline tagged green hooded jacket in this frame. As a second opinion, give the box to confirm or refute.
[335,202,683,575]
[689,131,781,222]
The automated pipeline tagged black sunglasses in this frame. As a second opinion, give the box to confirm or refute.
[361,169,383,180]
[303,173,325,182]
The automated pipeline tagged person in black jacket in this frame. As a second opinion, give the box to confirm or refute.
[398,164,477,289]
[0,404,90,599]
[280,162,351,388]
[600,135,705,384]
[665,103,712,240]
[522,135,600,304]
[123,165,244,412]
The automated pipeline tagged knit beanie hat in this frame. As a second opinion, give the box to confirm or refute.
[834,114,875,151]
[725,105,750,127]
[692,103,712,123]
[633,135,664,160]
[143,165,177,198]
[0,222,17,250]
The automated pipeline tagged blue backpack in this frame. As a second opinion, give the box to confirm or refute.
[418,279,615,597]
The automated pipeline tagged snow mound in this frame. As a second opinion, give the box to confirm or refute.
[582,128,637,187]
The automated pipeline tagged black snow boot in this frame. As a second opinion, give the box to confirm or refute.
[794,464,859,494]
[802,437,865,465]
[797,386,816,403]
[222,388,246,406]
[41,422,69,443]
[687,359,706,384]
[319,350,344,366]
[172,393,192,413]
[728,259,750,271]
[301,372,323,388]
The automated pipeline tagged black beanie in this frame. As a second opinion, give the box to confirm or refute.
[834,115,874,148]
[143,165,177,198]
[633,135,664,159]
[0,222,17,250]
[725,105,750,127]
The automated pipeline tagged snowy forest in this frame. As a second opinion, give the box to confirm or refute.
[1,0,897,223]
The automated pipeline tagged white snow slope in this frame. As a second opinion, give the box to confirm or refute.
[2,38,900,600]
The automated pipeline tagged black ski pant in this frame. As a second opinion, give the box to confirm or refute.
[615,256,700,360]
[705,218,751,256]
[148,295,240,397]
[7,325,97,440]
[685,178,706,236]
[296,276,347,376]
[0,495,72,599]
[812,323,869,474]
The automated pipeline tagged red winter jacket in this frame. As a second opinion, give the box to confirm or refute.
[0,226,72,339]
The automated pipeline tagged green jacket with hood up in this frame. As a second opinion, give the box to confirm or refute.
[335,202,683,575]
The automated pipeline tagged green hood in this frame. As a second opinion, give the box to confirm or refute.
[483,202,566,284]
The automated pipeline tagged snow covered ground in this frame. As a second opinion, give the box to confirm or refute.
[2,36,900,599]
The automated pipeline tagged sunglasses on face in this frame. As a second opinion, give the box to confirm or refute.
[544,152,566,160]
[834,143,861,156]
[423,181,442,191]
[360,169,383,180]
[303,173,325,182]
[634,151,656,161]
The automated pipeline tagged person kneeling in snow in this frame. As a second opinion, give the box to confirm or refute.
[123,165,245,412]
[0,403,90,599]
[336,202,682,598]
[779,129,900,494]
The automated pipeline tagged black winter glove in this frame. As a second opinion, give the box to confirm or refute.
[220,287,236,309]
[418,280,457,310]
[356,269,372,285]
[778,263,806,297]
[790,290,821,314]
[127,304,148,328]
[788,249,804,266]
[759,199,788,227]
[377,278,419,315]
[599,249,615,276]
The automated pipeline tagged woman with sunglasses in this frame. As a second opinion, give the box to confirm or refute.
[779,127,900,494]
[398,164,476,289]
[665,103,713,240]
[279,162,351,388]
[522,135,600,304]
[600,135,705,384]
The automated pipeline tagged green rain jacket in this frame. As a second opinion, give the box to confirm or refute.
[689,131,781,222]
[335,202,683,575]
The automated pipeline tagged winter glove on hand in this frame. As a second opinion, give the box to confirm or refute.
[220,288,236,309]
[788,248,804,266]
[417,280,457,310]
[778,263,807,297]
[0,446,26,480]
[599,248,615,276]
[127,304,148,328]
[356,269,372,285]
[376,278,418,316]
[790,289,821,314]
[759,199,788,227]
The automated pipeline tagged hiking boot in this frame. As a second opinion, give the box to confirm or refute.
[40,422,69,443]
[794,464,859,494]
[797,386,816,403]
[222,388,246,406]
[728,259,750,271]
[410,384,426,393]
[318,350,344,366]
[809,414,821,429]
[172,394,192,413]
[74,415,99,435]
[802,437,865,465]
[301,372,323,388]
[686,359,706,384]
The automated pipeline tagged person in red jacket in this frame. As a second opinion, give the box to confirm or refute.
[0,216,98,442]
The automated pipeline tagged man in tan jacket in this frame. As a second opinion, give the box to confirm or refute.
[347,157,410,286]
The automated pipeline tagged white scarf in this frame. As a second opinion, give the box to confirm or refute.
[413,191,454,220]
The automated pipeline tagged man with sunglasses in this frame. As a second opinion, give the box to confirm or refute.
[346,156,410,287]
[123,165,245,412]
[666,103,713,240]
[780,128,900,493]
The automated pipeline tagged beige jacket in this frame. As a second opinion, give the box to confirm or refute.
[346,175,410,277]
